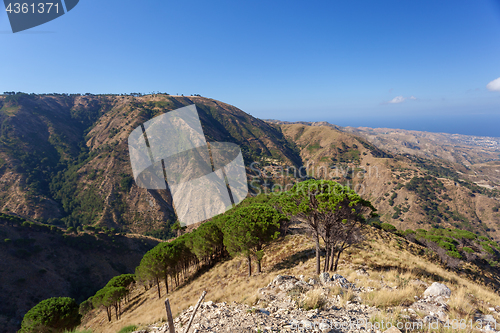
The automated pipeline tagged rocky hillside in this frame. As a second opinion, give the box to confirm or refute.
[131,275,498,333]
[274,123,500,241]
[79,224,500,333]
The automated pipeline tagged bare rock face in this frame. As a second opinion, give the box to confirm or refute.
[423,282,451,298]
[319,272,330,284]
[411,295,449,322]
[411,283,451,323]
[269,275,302,292]
[134,274,379,333]
[308,278,317,285]
[332,274,349,286]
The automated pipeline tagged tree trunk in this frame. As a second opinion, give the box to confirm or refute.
[106,307,111,322]
[329,245,336,271]
[324,243,329,273]
[315,233,320,275]
[164,273,169,294]
[256,245,263,274]
[334,249,343,271]
[247,256,252,277]
[156,277,161,299]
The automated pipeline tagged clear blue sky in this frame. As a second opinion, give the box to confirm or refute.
[1,0,500,132]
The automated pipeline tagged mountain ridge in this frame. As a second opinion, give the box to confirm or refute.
[0,95,499,241]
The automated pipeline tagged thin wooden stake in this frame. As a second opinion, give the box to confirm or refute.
[164,298,176,333]
[183,291,207,333]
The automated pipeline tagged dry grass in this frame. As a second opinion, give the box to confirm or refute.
[328,285,343,296]
[339,288,356,307]
[356,229,500,310]
[363,284,422,308]
[302,288,327,310]
[447,286,478,321]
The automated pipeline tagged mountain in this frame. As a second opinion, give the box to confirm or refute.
[0,94,301,236]
[343,126,500,166]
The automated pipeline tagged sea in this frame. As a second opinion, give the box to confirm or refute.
[327,113,500,138]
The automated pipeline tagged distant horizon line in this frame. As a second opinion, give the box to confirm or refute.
[263,117,500,140]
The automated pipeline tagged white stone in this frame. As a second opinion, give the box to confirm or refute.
[423,282,451,298]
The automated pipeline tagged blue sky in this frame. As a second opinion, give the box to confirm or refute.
[1,0,500,131]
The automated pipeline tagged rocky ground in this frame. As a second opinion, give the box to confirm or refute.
[132,273,499,333]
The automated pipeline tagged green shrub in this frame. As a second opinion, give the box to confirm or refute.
[446,251,462,259]
[79,298,94,316]
[437,241,456,252]
[425,235,442,243]
[403,229,415,236]
[462,247,474,254]
[487,260,499,267]
[452,229,476,240]
[388,192,398,206]
[371,221,381,229]
[20,297,81,333]
[489,241,500,251]
[117,325,137,333]
[119,174,133,192]
[380,223,397,232]
[442,236,457,244]
[391,206,401,219]
[482,244,495,255]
